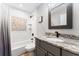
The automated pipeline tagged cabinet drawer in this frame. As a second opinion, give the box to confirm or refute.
[35,38,41,47]
[62,49,78,56]
[41,41,60,56]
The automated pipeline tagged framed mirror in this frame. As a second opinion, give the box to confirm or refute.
[48,3,73,29]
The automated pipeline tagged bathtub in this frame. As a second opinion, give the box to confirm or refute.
[11,46,26,56]
[11,40,27,56]
[11,39,35,56]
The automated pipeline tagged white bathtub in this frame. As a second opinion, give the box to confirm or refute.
[11,46,26,56]
[11,39,35,56]
[11,40,27,56]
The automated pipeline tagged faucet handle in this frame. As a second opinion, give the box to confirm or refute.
[32,33,34,36]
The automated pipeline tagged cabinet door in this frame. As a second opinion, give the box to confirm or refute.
[62,49,78,56]
[41,41,60,56]
[36,46,47,56]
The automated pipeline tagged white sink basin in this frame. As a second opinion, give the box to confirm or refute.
[46,37,64,42]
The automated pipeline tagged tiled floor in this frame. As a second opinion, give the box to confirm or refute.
[20,51,34,56]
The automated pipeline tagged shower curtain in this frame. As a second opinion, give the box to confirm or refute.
[0,4,11,56]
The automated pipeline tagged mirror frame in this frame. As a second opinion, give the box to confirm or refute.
[48,3,73,29]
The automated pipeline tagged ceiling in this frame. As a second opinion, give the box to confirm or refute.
[7,3,41,13]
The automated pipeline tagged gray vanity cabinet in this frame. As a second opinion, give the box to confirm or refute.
[35,38,60,56]
[35,37,79,56]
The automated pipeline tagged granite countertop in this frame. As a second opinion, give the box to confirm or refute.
[35,34,79,55]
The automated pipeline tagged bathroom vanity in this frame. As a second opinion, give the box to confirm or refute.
[35,38,60,56]
[34,35,79,56]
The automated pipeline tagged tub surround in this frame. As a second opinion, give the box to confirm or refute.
[35,34,79,55]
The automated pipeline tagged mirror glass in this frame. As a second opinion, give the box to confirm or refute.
[50,4,68,26]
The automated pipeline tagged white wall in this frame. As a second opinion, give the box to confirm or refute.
[36,4,48,34]
[31,9,38,35]
[8,7,32,50]
[35,3,79,36]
